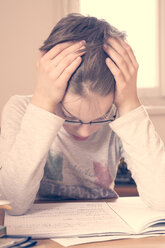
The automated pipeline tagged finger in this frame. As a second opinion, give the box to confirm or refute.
[43,40,85,61]
[105,57,125,84]
[43,42,72,61]
[56,56,82,87]
[104,44,130,80]
[49,52,82,80]
[51,43,86,68]
[38,51,45,58]
[117,38,139,69]
[36,51,45,68]
[105,39,134,74]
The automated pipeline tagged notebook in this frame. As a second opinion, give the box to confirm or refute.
[4,197,165,238]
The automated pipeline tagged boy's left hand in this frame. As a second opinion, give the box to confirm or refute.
[104,38,140,116]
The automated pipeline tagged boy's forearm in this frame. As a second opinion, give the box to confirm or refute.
[110,105,165,210]
[0,102,64,215]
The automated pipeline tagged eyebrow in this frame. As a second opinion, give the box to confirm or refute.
[61,104,112,121]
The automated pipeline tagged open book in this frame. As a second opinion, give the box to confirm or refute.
[4,197,165,239]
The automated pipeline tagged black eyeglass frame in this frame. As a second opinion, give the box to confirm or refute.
[64,108,117,126]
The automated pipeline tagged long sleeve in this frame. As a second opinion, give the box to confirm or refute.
[110,105,165,210]
[0,96,64,215]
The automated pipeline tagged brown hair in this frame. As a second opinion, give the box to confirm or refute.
[40,13,126,96]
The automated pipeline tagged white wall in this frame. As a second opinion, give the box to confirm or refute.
[0,0,79,118]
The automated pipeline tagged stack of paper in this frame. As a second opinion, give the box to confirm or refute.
[4,197,165,246]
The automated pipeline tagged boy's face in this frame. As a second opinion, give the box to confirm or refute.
[56,91,114,141]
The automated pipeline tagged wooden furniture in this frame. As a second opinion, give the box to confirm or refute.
[36,236,165,247]
[1,206,165,248]
[115,158,138,196]
[114,184,139,196]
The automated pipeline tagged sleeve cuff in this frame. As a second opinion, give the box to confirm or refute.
[21,103,64,134]
[109,105,149,135]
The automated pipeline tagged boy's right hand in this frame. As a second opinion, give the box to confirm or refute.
[31,41,86,113]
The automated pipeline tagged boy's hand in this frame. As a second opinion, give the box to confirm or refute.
[31,41,86,113]
[104,38,140,116]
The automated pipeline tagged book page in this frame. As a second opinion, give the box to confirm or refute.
[108,197,165,233]
[5,202,132,238]
[53,233,164,247]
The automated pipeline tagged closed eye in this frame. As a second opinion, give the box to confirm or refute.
[61,109,78,121]
[93,108,112,121]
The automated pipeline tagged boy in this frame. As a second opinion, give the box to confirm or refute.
[0,14,165,215]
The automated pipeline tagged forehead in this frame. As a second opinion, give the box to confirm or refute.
[62,92,114,121]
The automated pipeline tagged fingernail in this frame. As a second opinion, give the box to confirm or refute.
[80,45,86,49]
[80,40,86,45]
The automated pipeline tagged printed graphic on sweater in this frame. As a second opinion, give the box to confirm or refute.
[93,160,111,189]
[44,154,63,181]
[39,179,117,199]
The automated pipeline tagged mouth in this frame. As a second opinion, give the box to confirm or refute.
[72,135,89,141]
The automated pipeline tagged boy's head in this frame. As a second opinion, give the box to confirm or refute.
[40,13,126,98]
[40,14,125,140]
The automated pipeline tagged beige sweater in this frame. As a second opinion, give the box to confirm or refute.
[0,95,165,215]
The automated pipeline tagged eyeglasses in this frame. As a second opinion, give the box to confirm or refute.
[63,105,117,126]
[64,117,116,126]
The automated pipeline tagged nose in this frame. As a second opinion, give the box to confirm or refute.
[76,124,93,137]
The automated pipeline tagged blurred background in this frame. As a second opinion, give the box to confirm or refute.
[0,0,165,142]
